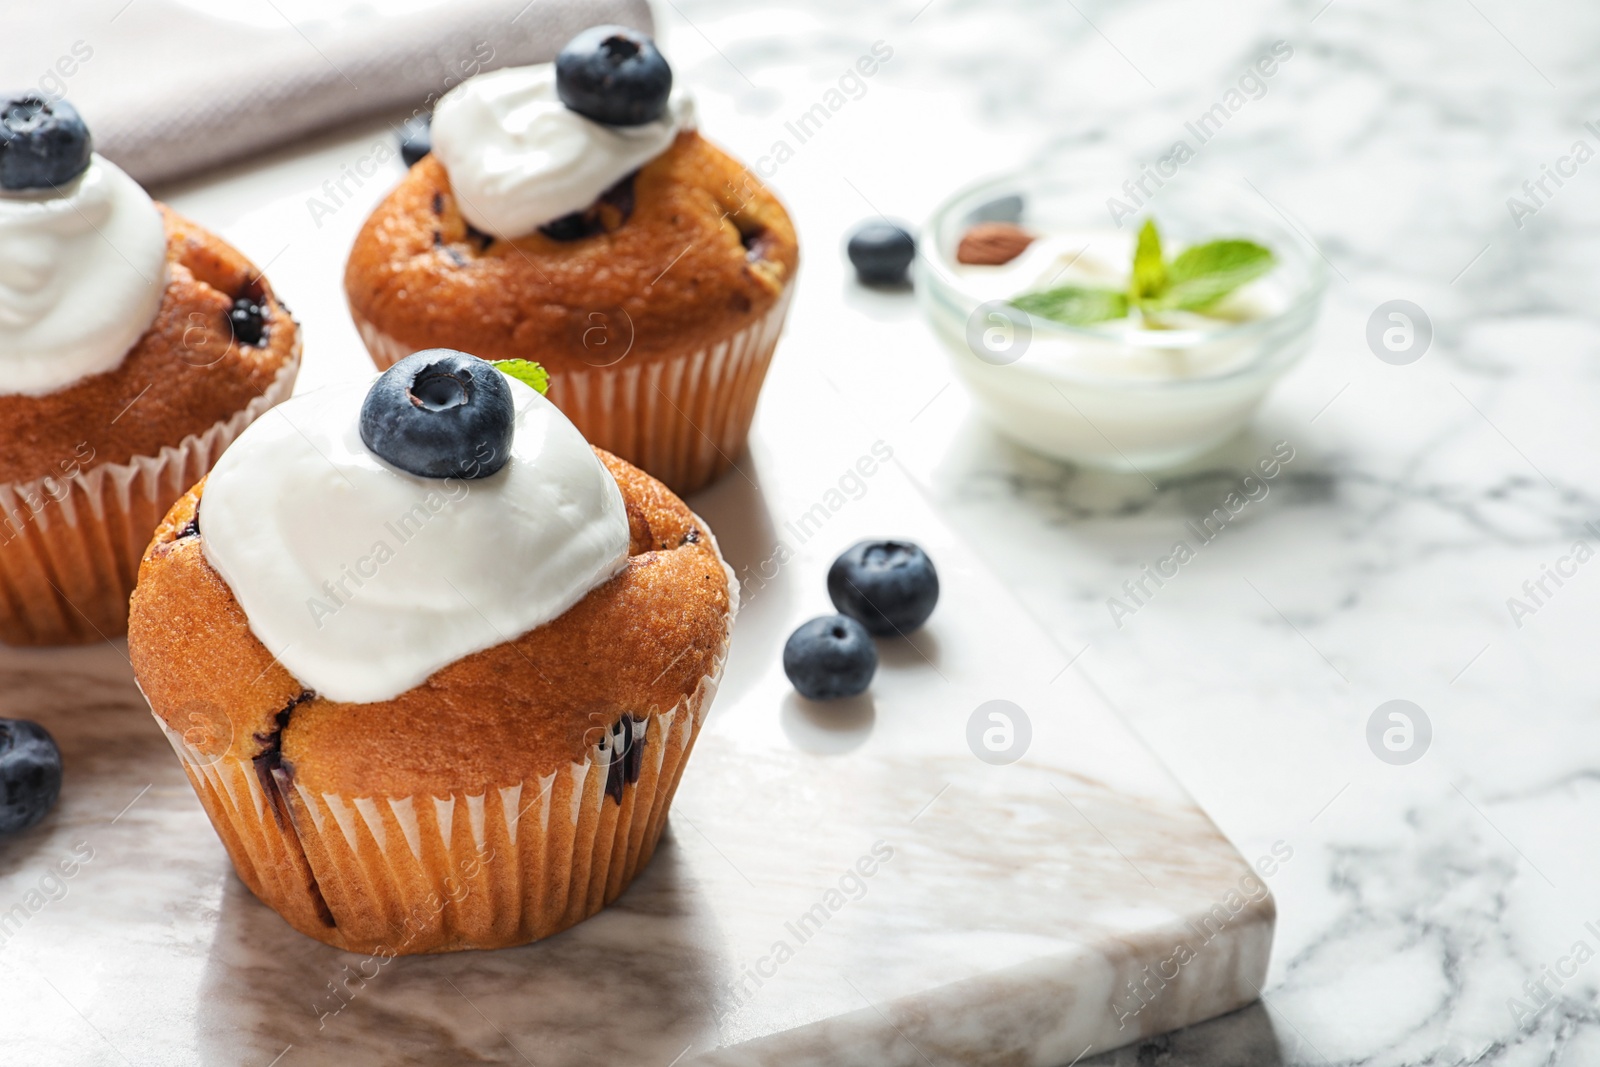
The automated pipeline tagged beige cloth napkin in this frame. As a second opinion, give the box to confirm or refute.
[3,0,654,186]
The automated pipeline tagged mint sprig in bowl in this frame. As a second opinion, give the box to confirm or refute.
[1013,219,1277,328]
[916,170,1326,470]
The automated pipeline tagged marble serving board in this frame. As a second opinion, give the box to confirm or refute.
[0,80,1269,1065]
[0,372,1270,1066]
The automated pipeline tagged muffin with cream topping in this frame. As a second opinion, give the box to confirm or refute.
[344,26,797,495]
[127,350,734,954]
[0,94,299,644]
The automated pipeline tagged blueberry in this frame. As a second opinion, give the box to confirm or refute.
[783,615,878,701]
[556,26,673,127]
[228,295,268,347]
[398,112,431,168]
[846,221,916,286]
[538,212,596,242]
[827,540,939,636]
[0,94,92,191]
[538,172,636,242]
[360,350,515,480]
[0,719,62,835]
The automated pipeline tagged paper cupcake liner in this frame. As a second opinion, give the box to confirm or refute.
[354,284,794,495]
[157,664,720,955]
[157,539,737,954]
[0,347,301,646]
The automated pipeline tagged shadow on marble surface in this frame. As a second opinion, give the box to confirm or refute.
[875,624,945,672]
[686,447,791,712]
[193,830,729,1066]
[926,404,1341,525]
[837,272,922,325]
[1083,1001,1283,1066]
[0,817,58,881]
[780,690,875,754]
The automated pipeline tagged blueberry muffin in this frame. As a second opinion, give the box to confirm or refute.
[344,26,797,495]
[128,351,735,954]
[0,94,299,644]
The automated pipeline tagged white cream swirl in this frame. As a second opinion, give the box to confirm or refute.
[200,376,631,704]
[431,63,695,239]
[0,155,167,396]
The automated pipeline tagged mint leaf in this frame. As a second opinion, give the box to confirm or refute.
[1007,223,1275,328]
[1131,218,1167,303]
[1012,286,1130,327]
[1159,240,1275,311]
[491,359,550,395]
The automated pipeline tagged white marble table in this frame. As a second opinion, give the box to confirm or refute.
[2,0,1593,1063]
[652,0,1595,1063]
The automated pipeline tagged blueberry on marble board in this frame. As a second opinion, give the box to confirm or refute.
[360,350,515,480]
[846,221,917,286]
[556,25,673,127]
[783,615,878,701]
[0,94,92,190]
[0,719,62,835]
[827,540,939,636]
[397,112,431,168]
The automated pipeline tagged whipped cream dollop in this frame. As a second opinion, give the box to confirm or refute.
[0,155,167,396]
[431,63,695,239]
[201,376,631,704]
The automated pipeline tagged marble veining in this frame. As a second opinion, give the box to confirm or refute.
[645,0,1599,1063]
[0,427,1272,1066]
[0,0,1588,1062]
[0,249,1274,1060]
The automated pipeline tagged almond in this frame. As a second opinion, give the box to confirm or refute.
[956,222,1036,266]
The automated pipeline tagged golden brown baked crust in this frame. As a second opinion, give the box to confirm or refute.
[0,206,299,485]
[343,130,798,372]
[127,449,733,799]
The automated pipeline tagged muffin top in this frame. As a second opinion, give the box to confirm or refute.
[130,450,731,797]
[429,53,697,241]
[127,357,734,798]
[345,32,797,371]
[346,130,796,370]
[196,363,634,704]
[0,98,297,485]
[0,205,298,485]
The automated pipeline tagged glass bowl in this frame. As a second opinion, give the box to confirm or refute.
[915,169,1327,470]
